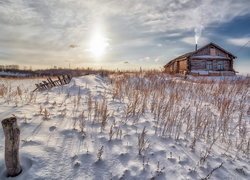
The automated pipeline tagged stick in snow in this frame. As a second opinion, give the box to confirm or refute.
[201,162,223,180]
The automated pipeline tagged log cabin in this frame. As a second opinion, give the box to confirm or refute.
[164,42,237,76]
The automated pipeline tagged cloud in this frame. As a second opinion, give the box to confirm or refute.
[164,32,183,38]
[227,37,250,47]
[139,56,151,62]
[114,0,250,32]
[154,56,164,62]
[157,43,163,47]
[0,0,250,68]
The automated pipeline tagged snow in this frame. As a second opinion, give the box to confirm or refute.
[0,74,249,179]
[187,74,248,82]
[191,70,234,73]
[0,71,29,77]
[191,55,229,59]
[191,70,209,75]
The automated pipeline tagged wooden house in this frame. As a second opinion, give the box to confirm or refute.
[164,42,237,76]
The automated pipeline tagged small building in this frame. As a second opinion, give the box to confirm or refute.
[164,42,237,76]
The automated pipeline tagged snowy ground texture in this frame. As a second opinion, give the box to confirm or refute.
[0,74,249,180]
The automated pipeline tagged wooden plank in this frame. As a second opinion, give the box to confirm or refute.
[33,74,72,91]
[53,80,58,85]
[42,83,48,89]
[33,84,40,92]
[51,77,57,86]
[42,81,48,88]
[64,75,69,83]
[43,81,51,88]
[39,83,45,90]
[62,75,67,84]
[67,74,72,83]
[1,117,22,177]
[54,80,60,85]
[47,77,56,87]
[58,76,63,85]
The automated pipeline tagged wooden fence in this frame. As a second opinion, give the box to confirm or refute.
[33,74,72,92]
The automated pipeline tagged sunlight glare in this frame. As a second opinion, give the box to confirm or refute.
[88,31,109,58]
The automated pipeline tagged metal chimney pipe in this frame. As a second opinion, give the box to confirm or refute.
[195,44,198,51]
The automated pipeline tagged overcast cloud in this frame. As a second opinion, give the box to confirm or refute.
[0,0,249,72]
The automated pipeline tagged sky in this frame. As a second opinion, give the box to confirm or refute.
[0,0,250,74]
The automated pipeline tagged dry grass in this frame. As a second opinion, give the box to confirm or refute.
[110,73,250,156]
[1,72,249,158]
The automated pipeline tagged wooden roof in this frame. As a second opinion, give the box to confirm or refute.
[164,51,193,68]
[196,42,236,59]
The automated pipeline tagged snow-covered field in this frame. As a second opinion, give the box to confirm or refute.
[0,74,249,179]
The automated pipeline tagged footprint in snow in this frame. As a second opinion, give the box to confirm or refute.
[49,126,56,131]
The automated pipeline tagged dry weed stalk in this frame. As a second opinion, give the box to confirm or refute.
[79,110,85,134]
[97,146,104,161]
[43,108,50,120]
[138,127,149,155]
[87,93,93,120]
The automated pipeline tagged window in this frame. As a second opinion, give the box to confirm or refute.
[206,61,213,70]
[213,61,217,70]
[217,61,224,70]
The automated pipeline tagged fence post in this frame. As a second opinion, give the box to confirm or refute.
[1,117,22,177]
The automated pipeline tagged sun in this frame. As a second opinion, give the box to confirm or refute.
[88,31,109,58]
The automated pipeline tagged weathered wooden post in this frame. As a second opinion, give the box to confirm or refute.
[1,117,22,177]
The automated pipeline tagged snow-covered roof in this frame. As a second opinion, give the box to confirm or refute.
[191,70,235,73]
[191,55,230,59]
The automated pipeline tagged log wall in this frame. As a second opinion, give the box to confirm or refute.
[190,59,231,71]
[190,59,206,70]
[195,45,228,57]
[179,60,188,71]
